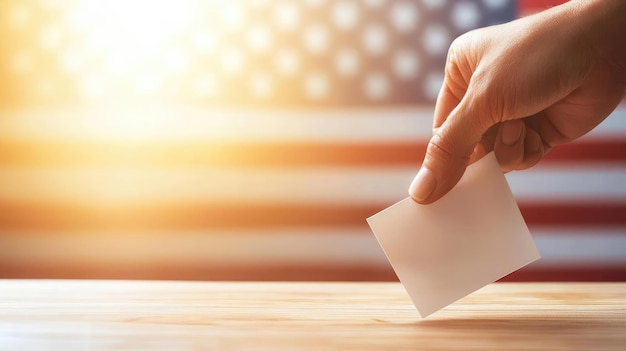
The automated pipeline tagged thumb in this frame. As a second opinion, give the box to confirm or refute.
[408,97,492,204]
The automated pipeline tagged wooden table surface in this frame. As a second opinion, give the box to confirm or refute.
[0,281,624,351]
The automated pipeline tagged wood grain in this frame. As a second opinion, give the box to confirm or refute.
[0,281,624,350]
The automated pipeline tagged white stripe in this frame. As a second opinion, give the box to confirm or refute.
[506,165,626,203]
[1,104,624,142]
[581,105,626,141]
[0,229,389,267]
[0,165,624,204]
[0,106,433,142]
[0,167,414,205]
[531,229,626,267]
[1,228,625,267]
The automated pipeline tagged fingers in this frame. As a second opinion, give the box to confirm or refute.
[409,97,490,204]
[469,142,488,165]
[494,120,525,172]
[494,120,544,172]
[521,128,545,169]
[469,124,498,165]
[409,35,491,204]
[409,111,547,204]
[433,76,463,130]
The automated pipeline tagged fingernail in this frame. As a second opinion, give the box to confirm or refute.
[409,167,437,202]
[501,122,522,146]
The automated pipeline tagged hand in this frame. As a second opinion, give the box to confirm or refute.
[409,0,626,204]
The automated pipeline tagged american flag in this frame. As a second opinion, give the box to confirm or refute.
[0,0,624,281]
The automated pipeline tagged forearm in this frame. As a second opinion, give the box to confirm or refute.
[569,0,626,79]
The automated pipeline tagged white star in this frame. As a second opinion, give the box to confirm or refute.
[364,0,384,8]
[135,74,160,96]
[40,25,61,51]
[222,3,244,31]
[424,72,444,100]
[193,74,218,98]
[304,24,330,53]
[423,25,450,55]
[304,0,326,7]
[250,72,273,99]
[423,0,447,10]
[274,1,300,30]
[275,49,299,75]
[332,1,359,30]
[247,25,273,53]
[390,1,418,32]
[335,48,360,76]
[364,73,389,100]
[193,29,218,53]
[393,49,419,79]
[362,24,387,55]
[452,1,482,30]
[221,48,245,75]
[483,0,507,10]
[59,49,83,74]
[305,72,329,100]
[165,49,189,76]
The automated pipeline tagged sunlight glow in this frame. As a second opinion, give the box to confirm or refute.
[67,0,196,102]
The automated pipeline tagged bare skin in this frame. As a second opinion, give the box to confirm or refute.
[409,0,626,204]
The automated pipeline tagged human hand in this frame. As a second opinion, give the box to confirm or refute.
[409,0,626,204]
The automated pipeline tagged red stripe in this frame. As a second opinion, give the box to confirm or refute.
[501,265,626,282]
[0,140,412,167]
[519,203,626,227]
[519,0,567,11]
[0,202,380,230]
[542,140,626,164]
[0,139,624,167]
[1,262,624,282]
[0,201,623,229]
[518,0,567,17]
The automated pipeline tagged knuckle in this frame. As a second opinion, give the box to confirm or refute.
[428,132,471,164]
[466,73,505,129]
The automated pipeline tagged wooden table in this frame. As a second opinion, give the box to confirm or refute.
[0,281,624,350]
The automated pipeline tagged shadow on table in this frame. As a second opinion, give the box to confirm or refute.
[415,315,621,335]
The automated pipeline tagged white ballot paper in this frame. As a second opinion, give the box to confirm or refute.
[367,153,540,318]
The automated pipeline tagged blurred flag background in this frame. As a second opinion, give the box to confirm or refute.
[0,0,624,281]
